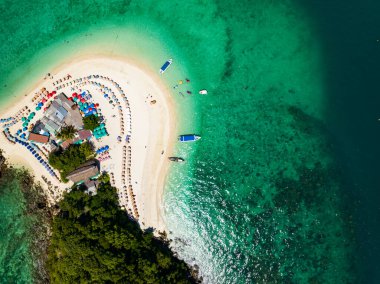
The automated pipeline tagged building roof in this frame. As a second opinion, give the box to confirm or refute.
[84,180,98,195]
[78,129,92,140]
[56,93,75,109]
[43,93,83,133]
[41,117,61,134]
[28,133,49,143]
[46,101,68,122]
[64,107,83,130]
[66,160,99,183]
[61,139,73,150]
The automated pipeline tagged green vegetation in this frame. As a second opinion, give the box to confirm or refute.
[48,142,94,182]
[47,182,195,283]
[97,172,110,184]
[56,125,76,140]
[83,115,100,131]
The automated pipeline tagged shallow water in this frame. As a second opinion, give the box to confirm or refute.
[0,174,35,282]
[0,0,378,282]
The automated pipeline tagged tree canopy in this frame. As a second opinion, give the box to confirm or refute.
[47,182,195,283]
[83,115,100,131]
[48,142,94,182]
[56,125,76,140]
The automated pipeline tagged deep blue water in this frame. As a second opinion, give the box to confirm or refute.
[299,0,380,282]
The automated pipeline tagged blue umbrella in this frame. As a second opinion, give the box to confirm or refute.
[38,102,43,107]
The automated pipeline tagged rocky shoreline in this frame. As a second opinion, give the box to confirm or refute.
[0,150,53,283]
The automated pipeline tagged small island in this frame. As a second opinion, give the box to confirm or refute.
[0,58,175,231]
[0,57,195,282]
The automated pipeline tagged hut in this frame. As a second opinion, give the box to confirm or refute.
[66,160,100,184]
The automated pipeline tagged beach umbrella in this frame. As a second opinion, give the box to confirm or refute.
[52,91,56,95]
[42,98,47,103]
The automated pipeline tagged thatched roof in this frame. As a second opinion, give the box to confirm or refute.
[66,160,99,183]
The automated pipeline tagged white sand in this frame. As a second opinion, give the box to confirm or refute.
[0,56,176,232]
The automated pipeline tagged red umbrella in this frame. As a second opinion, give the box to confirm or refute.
[80,98,85,103]
[89,108,93,111]
[72,92,77,97]
[68,97,73,101]
[42,98,47,103]
[95,103,99,107]
[52,91,56,95]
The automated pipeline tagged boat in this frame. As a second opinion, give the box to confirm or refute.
[178,134,201,142]
[168,157,185,162]
[199,89,208,95]
[159,59,173,74]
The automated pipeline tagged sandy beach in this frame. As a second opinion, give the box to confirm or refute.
[0,56,176,232]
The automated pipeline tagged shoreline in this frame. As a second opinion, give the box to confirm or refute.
[0,55,177,233]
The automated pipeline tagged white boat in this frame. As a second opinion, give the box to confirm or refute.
[199,89,208,95]
[159,59,173,74]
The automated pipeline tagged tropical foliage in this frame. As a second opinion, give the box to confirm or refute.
[97,172,110,184]
[56,125,76,140]
[47,182,195,283]
[83,115,100,131]
[48,142,94,182]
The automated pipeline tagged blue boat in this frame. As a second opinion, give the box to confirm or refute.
[159,59,173,74]
[178,134,201,142]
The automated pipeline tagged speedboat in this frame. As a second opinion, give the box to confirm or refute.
[178,134,201,142]
[159,59,173,74]
[199,89,208,95]
[168,157,185,162]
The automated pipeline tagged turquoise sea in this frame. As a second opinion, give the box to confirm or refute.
[1,0,379,283]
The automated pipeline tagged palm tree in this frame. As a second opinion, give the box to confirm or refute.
[57,125,76,140]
